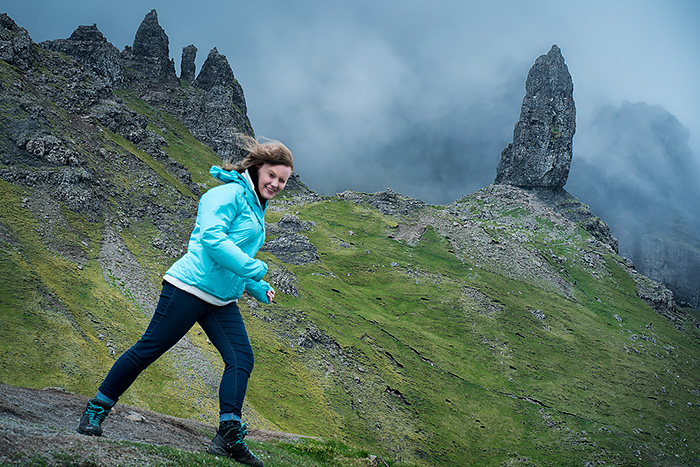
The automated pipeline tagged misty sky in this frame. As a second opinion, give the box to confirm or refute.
[3,0,700,205]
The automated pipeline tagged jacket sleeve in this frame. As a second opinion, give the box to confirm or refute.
[199,189,268,281]
[245,278,272,304]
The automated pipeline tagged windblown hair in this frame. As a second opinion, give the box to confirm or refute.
[222,134,294,173]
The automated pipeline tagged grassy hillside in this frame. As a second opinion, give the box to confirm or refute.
[2,51,699,466]
[246,195,700,466]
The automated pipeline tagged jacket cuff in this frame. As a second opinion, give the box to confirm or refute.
[246,279,272,303]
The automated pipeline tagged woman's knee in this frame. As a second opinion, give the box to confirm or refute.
[222,347,254,375]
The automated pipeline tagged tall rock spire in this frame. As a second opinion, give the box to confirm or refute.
[180,44,197,84]
[195,48,238,91]
[495,45,575,188]
[122,9,178,88]
[194,47,248,115]
[132,9,169,59]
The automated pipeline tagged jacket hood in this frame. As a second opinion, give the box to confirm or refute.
[209,166,264,211]
[210,166,248,186]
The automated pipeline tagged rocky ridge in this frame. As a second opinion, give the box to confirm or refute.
[42,24,124,86]
[41,9,253,161]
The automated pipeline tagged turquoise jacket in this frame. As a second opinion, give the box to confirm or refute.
[165,166,272,303]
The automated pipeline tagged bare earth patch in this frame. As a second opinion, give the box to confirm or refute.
[0,383,309,465]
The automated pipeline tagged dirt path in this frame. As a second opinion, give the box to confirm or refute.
[0,383,307,465]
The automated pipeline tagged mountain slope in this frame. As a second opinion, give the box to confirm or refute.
[1,12,699,467]
[252,187,700,466]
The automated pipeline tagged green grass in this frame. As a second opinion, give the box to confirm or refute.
[237,198,700,466]
[104,130,196,199]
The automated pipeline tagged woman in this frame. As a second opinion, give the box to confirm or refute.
[77,135,294,467]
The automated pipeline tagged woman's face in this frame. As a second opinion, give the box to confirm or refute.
[257,163,292,200]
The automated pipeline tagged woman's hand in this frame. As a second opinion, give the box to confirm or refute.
[266,289,275,303]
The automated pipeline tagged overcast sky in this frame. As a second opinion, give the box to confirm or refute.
[3,0,699,204]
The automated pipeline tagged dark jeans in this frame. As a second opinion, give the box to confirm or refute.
[98,282,254,417]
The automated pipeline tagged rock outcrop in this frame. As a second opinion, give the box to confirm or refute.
[495,45,575,188]
[35,9,254,161]
[337,189,426,217]
[195,48,239,93]
[132,9,169,59]
[42,24,124,86]
[180,44,197,84]
[262,214,319,265]
[0,14,35,71]
[121,9,179,88]
[155,46,252,161]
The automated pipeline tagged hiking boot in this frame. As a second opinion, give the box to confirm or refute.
[77,398,112,436]
[208,420,263,466]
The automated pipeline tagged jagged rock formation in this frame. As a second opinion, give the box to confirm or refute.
[40,9,253,161]
[42,24,124,86]
[170,46,251,160]
[132,9,169,58]
[195,47,238,92]
[0,14,34,71]
[495,45,575,188]
[180,44,197,84]
[121,9,179,88]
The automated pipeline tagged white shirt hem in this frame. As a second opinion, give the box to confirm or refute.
[163,274,237,306]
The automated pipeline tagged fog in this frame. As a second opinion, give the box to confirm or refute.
[568,101,700,256]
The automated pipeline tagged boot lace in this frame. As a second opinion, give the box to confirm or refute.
[226,423,250,448]
[87,401,110,427]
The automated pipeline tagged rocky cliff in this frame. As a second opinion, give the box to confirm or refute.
[639,229,700,308]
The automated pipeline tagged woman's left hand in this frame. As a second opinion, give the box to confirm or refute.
[267,289,275,303]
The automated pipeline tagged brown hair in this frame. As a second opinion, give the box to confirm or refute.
[222,134,294,173]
